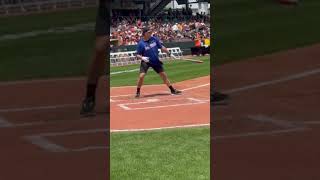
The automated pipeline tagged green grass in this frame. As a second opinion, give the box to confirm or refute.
[110,56,210,87]
[0,31,94,81]
[213,0,320,65]
[2,1,320,81]
[0,8,97,82]
[0,7,96,35]
[111,127,210,180]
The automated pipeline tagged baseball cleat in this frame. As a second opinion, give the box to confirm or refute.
[171,89,182,95]
[80,96,96,116]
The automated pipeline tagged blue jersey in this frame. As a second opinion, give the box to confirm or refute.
[136,36,163,65]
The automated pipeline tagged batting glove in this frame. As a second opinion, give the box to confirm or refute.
[141,56,150,63]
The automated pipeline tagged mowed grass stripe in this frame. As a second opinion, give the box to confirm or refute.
[110,56,210,87]
[0,8,96,35]
[213,0,320,64]
[0,31,93,81]
[111,127,210,180]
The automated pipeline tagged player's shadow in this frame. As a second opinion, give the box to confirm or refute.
[141,92,172,98]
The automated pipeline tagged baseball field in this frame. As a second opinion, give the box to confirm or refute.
[0,0,320,179]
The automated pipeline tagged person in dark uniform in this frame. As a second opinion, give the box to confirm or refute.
[80,1,108,115]
[135,27,181,98]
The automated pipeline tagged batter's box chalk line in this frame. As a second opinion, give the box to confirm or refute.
[0,116,14,128]
[24,128,108,153]
[117,97,209,110]
[213,114,320,140]
[110,83,210,100]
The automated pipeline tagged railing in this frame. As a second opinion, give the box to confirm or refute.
[110,47,183,67]
[112,15,210,24]
[147,0,171,16]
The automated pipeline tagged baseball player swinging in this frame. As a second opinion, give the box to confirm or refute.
[135,27,181,98]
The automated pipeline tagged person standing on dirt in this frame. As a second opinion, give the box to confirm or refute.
[135,27,181,98]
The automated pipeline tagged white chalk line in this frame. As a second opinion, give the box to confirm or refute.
[111,83,210,98]
[209,68,320,140]
[7,68,320,152]
[111,83,170,89]
[110,68,139,75]
[213,127,308,140]
[118,98,209,111]
[24,128,108,153]
[0,116,14,127]
[181,83,210,91]
[224,68,320,94]
[119,101,208,110]
[0,81,209,112]
[0,104,78,113]
[2,67,318,128]
[1,67,318,128]
[111,123,210,133]
[0,77,85,86]
[23,124,210,152]
[247,114,299,129]
[117,97,205,106]
[71,146,108,152]
[21,115,320,152]
[0,116,105,129]
[24,135,69,152]
[33,128,108,137]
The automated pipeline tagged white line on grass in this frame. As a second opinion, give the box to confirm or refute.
[110,68,139,75]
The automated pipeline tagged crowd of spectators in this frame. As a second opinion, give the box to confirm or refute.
[111,9,210,46]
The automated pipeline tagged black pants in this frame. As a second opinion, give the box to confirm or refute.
[139,61,164,74]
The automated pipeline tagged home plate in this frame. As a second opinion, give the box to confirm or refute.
[146,99,160,102]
